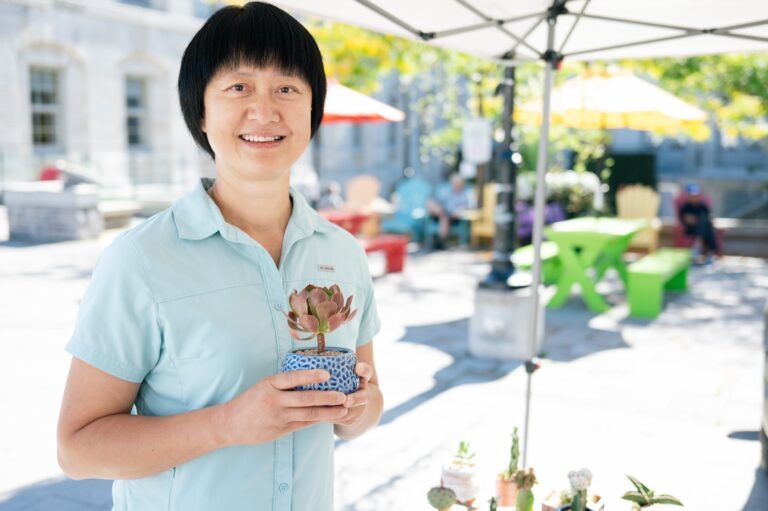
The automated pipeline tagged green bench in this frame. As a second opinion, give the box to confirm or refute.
[627,248,691,318]
[512,241,561,284]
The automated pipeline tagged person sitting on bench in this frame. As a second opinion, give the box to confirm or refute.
[678,183,718,263]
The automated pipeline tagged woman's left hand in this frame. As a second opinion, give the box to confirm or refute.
[334,362,374,426]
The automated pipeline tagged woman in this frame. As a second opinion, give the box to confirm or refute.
[56,3,383,510]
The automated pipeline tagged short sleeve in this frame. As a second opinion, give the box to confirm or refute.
[354,244,381,347]
[65,234,162,383]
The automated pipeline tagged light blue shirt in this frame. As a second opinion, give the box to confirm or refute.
[66,178,381,511]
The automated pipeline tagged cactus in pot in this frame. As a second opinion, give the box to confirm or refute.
[281,283,360,394]
[495,427,520,505]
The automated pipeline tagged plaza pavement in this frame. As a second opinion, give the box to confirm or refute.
[0,207,766,510]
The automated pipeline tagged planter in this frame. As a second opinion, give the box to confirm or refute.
[440,464,479,505]
[282,347,359,394]
[541,492,604,511]
[495,477,519,506]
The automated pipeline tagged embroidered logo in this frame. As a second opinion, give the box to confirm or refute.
[318,264,335,273]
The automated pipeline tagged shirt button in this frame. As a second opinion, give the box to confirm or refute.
[278,483,290,494]
[274,303,283,311]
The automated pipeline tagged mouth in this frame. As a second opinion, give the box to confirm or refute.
[239,134,286,145]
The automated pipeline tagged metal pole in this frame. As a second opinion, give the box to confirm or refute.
[479,64,524,289]
[521,10,558,470]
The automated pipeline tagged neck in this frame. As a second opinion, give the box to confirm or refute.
[208,175,292,238]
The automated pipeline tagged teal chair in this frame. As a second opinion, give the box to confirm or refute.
[380,177,432,243]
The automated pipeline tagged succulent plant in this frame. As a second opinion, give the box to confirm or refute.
[621,475,683,510]
[568,468,593,511]
[452,441,476,467]
[286,284,357,353]
[427,485,457,511]
[514,468,537,511]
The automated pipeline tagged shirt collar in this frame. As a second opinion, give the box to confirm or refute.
[172,178,335,242]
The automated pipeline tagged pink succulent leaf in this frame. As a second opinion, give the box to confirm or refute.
[287,319,305,332]
[327,312,346,332]
[331,291,344,310]
[346,309,358,322]
[315,301,338,323]
[287,311,298,322]
[290,328,315,341]
[329,284,341,295]
[298,314,320,333]
[289,294,308,316]
[308,288,328,309]
[345,295,354,310]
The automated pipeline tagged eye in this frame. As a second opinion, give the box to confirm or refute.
[278,86,297,94]
[228,84,247,92]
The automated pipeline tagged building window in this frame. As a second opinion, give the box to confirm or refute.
[126,77,148,148]
[30,68,61,149]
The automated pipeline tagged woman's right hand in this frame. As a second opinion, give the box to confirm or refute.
[220,370,349,445]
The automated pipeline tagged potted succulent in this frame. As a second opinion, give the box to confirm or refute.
[552,468,605,511]
[621,475,683,510]
[281,283,359,394]
[441,441,480,506]
[514,467,537,511]
[496,427,520,506]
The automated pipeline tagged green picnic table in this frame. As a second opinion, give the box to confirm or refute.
[544,217,647,312]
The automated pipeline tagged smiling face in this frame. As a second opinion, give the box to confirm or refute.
[201,65,313,183]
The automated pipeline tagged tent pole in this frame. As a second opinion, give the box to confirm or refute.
[521,7,559,470]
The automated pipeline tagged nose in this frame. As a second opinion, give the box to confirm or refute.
[246,95,280,124]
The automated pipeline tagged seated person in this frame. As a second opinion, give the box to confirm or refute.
[316,181,344,210]
[427,174,472,249]
[678,183,719,262]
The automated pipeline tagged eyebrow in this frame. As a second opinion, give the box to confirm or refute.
[228,70,302,79]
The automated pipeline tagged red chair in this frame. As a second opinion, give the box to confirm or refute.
[360,235,408,273]
[673,192,724,256]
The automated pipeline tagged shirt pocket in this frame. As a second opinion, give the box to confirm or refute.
[158,285,278,407]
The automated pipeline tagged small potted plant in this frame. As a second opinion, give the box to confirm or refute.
[441,441,480,507]
[496,427,520,506]
[514,467,537,511]
[281,283,359,394]
[621,475,683,510]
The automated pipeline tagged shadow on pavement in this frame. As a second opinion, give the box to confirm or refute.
[382,318,521,428]
[741,469,768,511]
[0,477,111,511]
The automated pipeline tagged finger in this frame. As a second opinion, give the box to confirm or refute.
[344,389,368,408]
[270,370,330,390]
[281,390,346,408]
[286,405,349,423]
[354,362,373,381]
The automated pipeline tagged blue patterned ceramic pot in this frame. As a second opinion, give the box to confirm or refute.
[281,347,359,394]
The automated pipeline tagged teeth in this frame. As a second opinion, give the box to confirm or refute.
[241,134,282,142]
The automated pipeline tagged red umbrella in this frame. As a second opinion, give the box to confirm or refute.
[322,78,405,124]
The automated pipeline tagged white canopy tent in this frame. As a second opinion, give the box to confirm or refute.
[274,0,768,465]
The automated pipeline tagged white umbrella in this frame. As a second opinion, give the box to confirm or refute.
[275,0,768,465]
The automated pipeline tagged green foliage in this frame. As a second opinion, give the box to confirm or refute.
[621,475,684,509]
[623,54,768,143]
[515,488,535,511]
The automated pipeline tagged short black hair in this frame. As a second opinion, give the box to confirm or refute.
[178,2,326,159]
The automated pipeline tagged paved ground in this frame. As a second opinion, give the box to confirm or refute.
[0,208,766,510]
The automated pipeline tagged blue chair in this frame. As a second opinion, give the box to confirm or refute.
[380,177,432,243]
